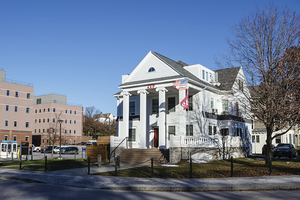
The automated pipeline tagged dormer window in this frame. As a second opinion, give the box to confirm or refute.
[148,67,156,73]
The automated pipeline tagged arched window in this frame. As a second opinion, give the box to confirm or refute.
[148,67,156,73]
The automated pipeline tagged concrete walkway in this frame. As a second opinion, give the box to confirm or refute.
[1,163,300,191]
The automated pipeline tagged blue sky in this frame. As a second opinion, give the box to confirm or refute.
[0,0,299,116]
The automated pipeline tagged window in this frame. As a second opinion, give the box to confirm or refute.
[25,122,29,128]
[221,128,229,136]
[70,110,72,114]
[4,135,8,140]
[35,109,37,113]
[2,144,7,152]
[25,136,29,141]
[39,119,41,123]
[206,71,208,81]
[152,99,159,114]
[74,140,76,144]
[70,120,72,124]
[47,139,49,144]
[65,110,67,113]
[65,129,67,133]
[15,106,17,112]
[252,135,255,143]
[148,67,156,72]
[186,125,193,136]
[36,98,41,104]
[188,96,193,110]
[276,136,281,143]
[129,102,135,115]
[13,136,16,141]
[53,108,56,112]
[34,129,36,133]
[5,120,8,126]
[168,97,176,112]
[27,93,30,99]
[235,102,239,116]
[65,119,67,123]
[64,139,67,144]
[47,118,49,122]
[39,109,41,113]
[69,130,71,134]
[202,70,205,79]
[53,118,55,123]
[39,129,41,133]
[69,139,71,144]
[43,119,45,123]
[256,135,260,143]
[42,139,44,143]
[74,130,76,134]
[210,98,214,109]
[7,90,9,96]
[43,108,45,112]
[26,107,30,113]
[48,108,50,112]
[74,120,76,124]
[6,105,9,111]
[214,126,217,135]
[15,91,18,97]
[209,125,212,135]
[168,126,175,140]
[239,80,243,91]
[129,128,136,141]
[43,129,45,133]
[74,111,76,114]
[14,121,17,127]
[222,100,228,112]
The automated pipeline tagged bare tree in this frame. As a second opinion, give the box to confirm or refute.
[216,4,300,165]
[45,112,64,159]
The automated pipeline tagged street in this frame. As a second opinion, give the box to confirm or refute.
[0,178,299,200]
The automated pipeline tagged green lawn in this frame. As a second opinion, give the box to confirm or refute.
[0,159,90,171]
[95,158,300,178]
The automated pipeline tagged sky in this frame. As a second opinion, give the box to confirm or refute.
[0,0,299,116]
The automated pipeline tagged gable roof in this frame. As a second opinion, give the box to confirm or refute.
[214,67,241,91]
[119,51,214,88]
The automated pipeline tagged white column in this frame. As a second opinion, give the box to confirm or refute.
[156,87,168,149]
[137,89,148,149]
[178,89,187,136]
[121,91,131,140]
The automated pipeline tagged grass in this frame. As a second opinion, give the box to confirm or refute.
[0,159,90,171]
[95,158,300,178]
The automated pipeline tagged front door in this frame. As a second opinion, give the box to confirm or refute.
[154,128,159,148]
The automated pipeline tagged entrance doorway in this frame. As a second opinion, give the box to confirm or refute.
[154,128,159,148]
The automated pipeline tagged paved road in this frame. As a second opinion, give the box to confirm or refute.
[1,178,300,200]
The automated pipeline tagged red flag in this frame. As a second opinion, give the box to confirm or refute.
[180,92,189,110]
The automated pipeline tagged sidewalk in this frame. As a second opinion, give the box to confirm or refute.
[1,163,300,191]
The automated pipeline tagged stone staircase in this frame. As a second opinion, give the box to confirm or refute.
[119,149,168,165]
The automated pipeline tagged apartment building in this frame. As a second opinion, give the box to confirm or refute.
[32,94,89,148]
[0,70,34,144]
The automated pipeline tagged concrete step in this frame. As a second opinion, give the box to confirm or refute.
[119,149,168,165]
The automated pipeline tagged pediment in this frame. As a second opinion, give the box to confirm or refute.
[122,51,180,84]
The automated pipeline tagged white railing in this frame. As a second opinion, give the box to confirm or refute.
[170,135,249,148]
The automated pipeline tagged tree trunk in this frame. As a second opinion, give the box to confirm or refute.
[265,127,273,167]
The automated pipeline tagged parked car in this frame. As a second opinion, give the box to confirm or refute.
[41,146,57,153]
[33,146,41,152]
[53,146,69,154]
[262,144,275,155]
[273,143,296,159]
[61,147,79,154]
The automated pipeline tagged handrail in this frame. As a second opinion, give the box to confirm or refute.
[109,137,128,161]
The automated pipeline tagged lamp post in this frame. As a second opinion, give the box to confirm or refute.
[58,119,63,159]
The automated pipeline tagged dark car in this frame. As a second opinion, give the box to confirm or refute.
[273,143,296,159]
[61,147,79,154]
[262,144,275,155]
[41,146,57,153]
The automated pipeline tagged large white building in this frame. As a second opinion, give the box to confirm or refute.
[112,51,253,162]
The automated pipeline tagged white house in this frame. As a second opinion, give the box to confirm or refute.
[95,112,116,124]
[112,51,253,163]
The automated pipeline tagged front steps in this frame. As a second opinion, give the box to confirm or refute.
[119,149,168,165]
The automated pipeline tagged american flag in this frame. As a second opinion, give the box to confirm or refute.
[173,78,188,91]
